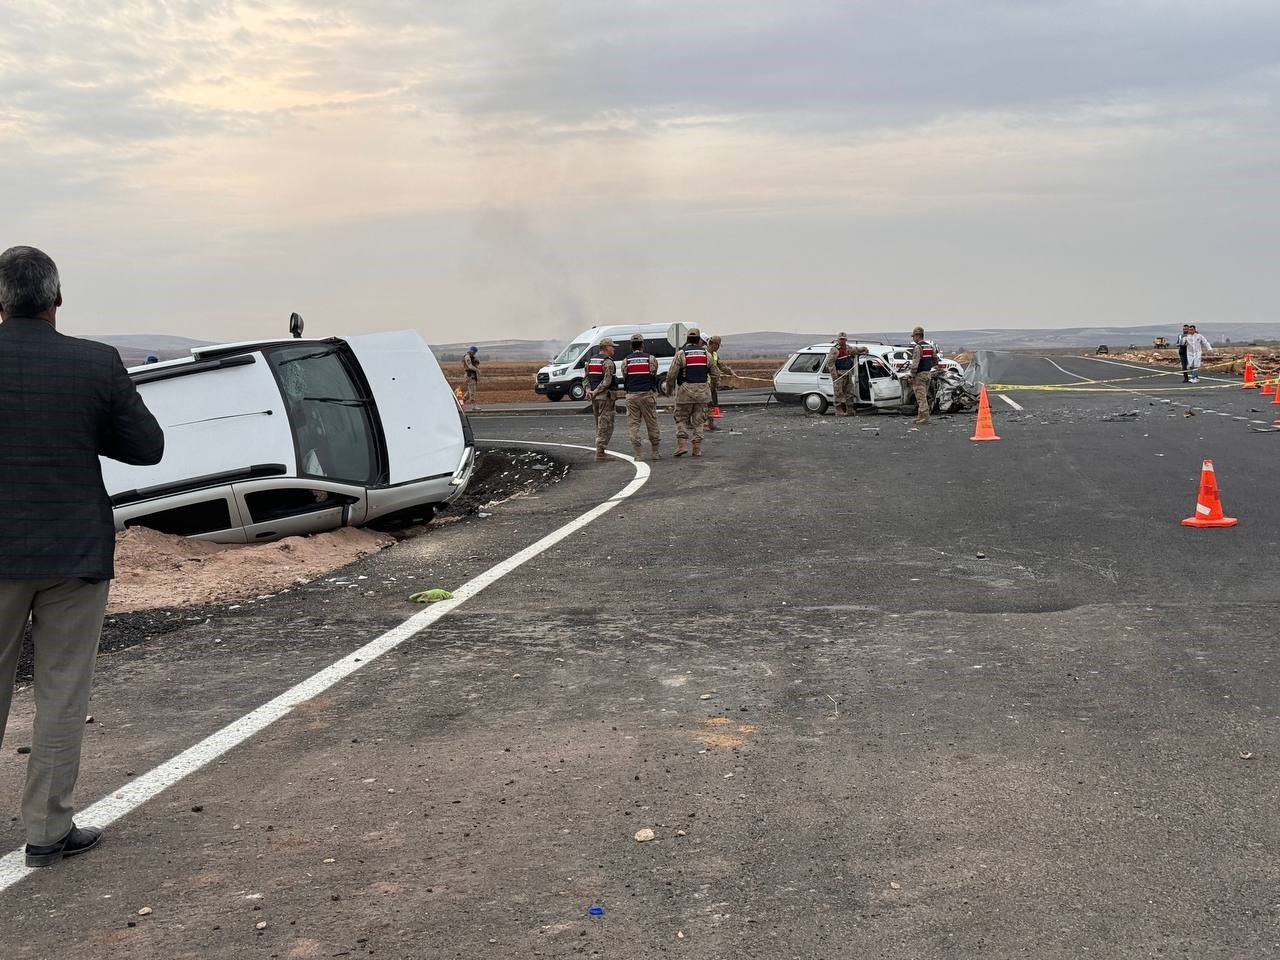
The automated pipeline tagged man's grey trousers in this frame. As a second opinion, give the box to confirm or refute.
[0,578,110,845]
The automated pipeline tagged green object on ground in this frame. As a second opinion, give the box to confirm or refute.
[409,589,455,604]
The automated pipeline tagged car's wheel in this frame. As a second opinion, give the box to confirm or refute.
[546,391,564,402]
[569,380,586,401]
[657,380,670,397]
[802,393,828,414]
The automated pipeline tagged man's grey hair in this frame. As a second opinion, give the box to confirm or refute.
[0,246,61,318]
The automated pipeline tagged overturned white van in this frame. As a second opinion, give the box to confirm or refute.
[101,329,475,544]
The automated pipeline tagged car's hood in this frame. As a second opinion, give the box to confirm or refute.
[345,331,465,485]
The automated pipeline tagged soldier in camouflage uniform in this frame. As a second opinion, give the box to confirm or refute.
[585,338,618,460]
[907,325,938,424]
[823,332,867,416]
[461,346,480,409]
[622,333,661,460]
[665,328,712,457]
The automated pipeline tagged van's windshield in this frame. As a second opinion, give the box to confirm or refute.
[268,344,380,485]
[553,342,589,365]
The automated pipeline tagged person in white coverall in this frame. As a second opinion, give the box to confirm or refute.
[1183,324,1213,383]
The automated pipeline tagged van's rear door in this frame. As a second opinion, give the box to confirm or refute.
[343,331,466,485]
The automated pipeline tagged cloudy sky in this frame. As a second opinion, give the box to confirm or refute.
[3,1,1278,343]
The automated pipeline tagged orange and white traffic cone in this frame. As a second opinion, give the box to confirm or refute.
[969,385,1000,441]
[1242,355,1257,388]
[1273,379,1280,406]
[712,406,723,419]
[1262,375,1276,397]
[1180,459,1238,528]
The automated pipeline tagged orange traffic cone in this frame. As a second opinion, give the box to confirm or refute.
[1242,355,1257,388]
[1180,459,1238,528]
[712,406,723,419]
[454,386,465,403]
[1273,379,1280,405]
[1262,376,1275,397]
[969,385,1000,441]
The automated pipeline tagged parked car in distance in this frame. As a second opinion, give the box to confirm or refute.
[535,322,691,401]
[101,328,475,544]
[1096,344,1110,355]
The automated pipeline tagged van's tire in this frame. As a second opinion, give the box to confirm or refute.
[569,380,586,401]
[802,393,828,415]
[657,380,670,397]
[546,392,564,402]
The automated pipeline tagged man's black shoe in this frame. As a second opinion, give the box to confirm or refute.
[25,825,103,868]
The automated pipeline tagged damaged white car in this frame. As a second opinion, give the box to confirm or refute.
[101,321,475,544]
[772,342,977,415]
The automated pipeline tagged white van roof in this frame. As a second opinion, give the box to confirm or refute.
[578,323,682,337]
[569,322,693,349]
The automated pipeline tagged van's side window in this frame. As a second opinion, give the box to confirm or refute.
[245,489,358,523]
[646,338,676,359]
[126,499,233,537]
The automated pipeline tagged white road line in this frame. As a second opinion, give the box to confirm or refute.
[0,440,648,893]
[996,394,1024,411]
[1042,357,1094,383]
[1076,355,1234,384]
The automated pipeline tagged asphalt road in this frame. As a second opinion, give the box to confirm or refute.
[2,352,1278,959]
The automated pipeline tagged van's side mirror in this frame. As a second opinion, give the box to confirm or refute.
[289,313,305,339]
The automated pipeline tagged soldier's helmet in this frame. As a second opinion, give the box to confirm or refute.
[837,331,847,339]
[687,327,701,341]
[911,326,925,338]
[631,333,644,346]
[599,337,615,348]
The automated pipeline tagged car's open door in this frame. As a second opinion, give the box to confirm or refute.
[860,355,905,408]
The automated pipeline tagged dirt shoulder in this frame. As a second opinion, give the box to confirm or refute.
[13,448,567,685]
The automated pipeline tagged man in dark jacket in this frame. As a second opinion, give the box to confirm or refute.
[0,245,164,867]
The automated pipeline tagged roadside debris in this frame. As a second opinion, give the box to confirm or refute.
[409,589,455,604]
[633,828,656,842]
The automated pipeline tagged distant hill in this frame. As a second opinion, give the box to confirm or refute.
[438,323,1280,359]
[434,339,563,362]
[86,334,211,366]
[86,323,1280,366]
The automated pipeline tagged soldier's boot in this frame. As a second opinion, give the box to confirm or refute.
[650,443,661,460]
[691,440,702,458]
[674,437,689,457]
[833,405,847,417]
[913,413,928,424]
[632,443,644,460]
[596,445,609,461]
